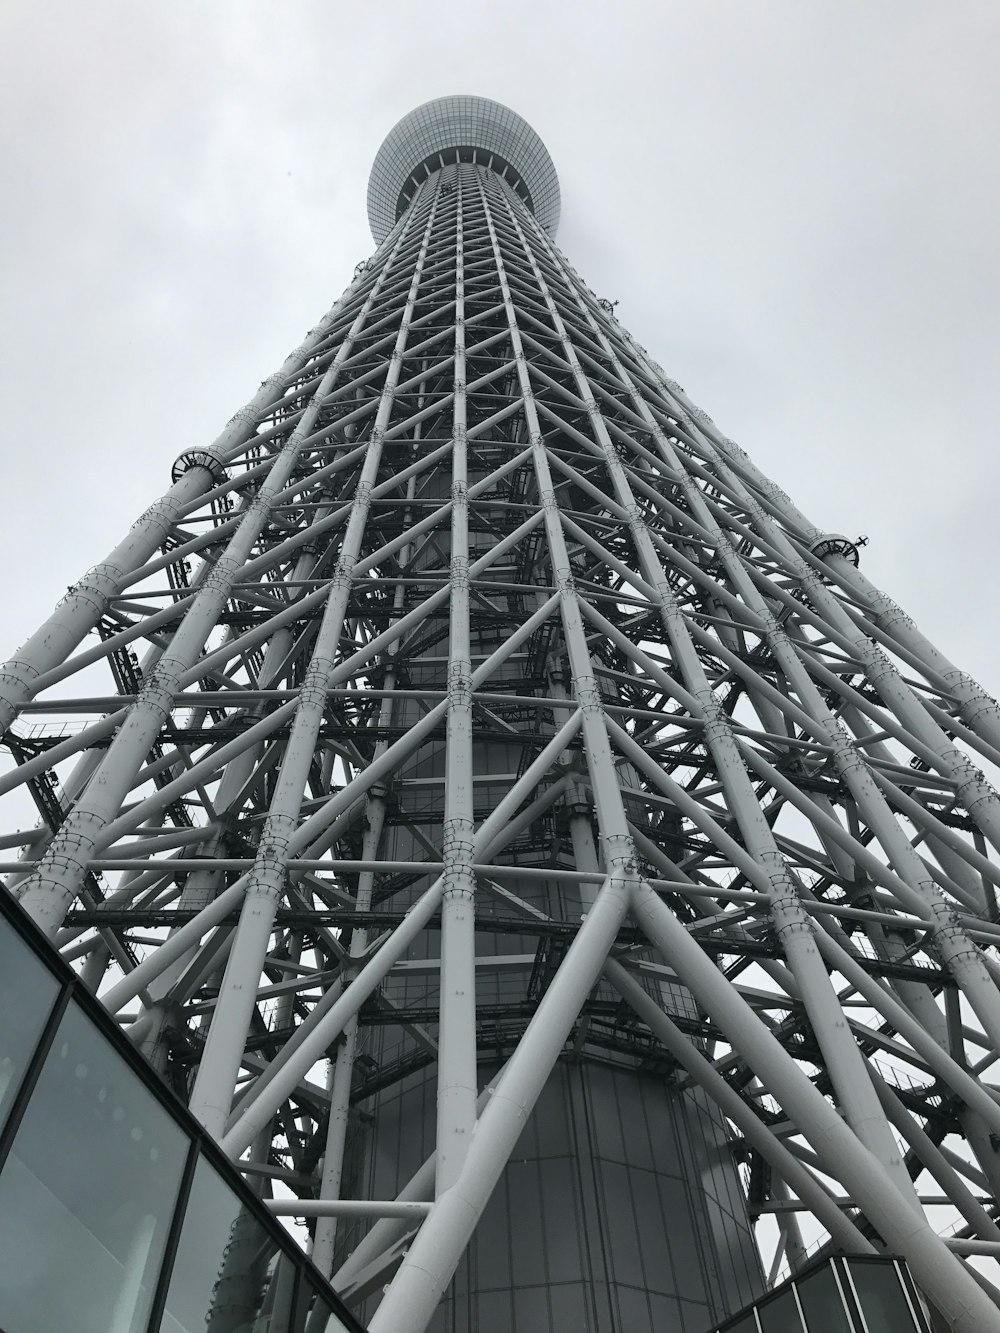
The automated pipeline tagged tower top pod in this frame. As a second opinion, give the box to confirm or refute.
[367,94,561,244]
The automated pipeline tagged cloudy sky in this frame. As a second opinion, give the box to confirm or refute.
[2,1,999,692]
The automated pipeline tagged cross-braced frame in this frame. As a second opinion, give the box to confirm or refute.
[5,147,1000,1332]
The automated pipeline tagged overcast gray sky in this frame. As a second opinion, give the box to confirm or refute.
[2,1,999,693]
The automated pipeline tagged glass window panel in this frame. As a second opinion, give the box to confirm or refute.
[476,1289,514,1333]
[0,916,60,1133]
[532,1070,569,1158]
[548,1284,587,1325]
[629,1166,672,1295]
[647,1292,681,1327]
[159,1154,301,1333]
[539,1157,582,1283]
[616,1075,653,1171]
[722,1317,758,1333]
[600,1160,644,1287]
[756,1285,804,1332]
[680,1301,712,1332]
[847,1260,918,1330]
[616,1283,655,1329]
[589,1066,625,1161]
[508,1160,545,1285]
[657,1175,706,1302]
[472,1172,511,1290]
[795,1262,853,1333]
[513,1286,549,1328]
[0,999,188,1333]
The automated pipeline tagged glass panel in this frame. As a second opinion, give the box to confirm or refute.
[0,915,60,1133]
[0,999,188,1333]
[848,1259,919,1330]
[476,1289,514,1333]
[795,1262,854,1333]
[721,1317,757,1333]
[756,1286,804,1332]
[548,1284,587,1326]
[159,1154,299,1333]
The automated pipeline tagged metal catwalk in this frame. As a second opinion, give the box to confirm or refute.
[3,96,1000,1331]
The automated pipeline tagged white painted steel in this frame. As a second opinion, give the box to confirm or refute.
[4,120,1000,1333]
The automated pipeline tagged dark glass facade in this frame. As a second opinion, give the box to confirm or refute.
[712,1255,933,1333]
[0,888,366,1333]
[343,1053,761,1331]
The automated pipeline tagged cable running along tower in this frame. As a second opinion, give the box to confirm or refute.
[5,96,1000,1332]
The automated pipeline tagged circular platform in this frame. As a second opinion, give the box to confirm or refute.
[367,95,561,245]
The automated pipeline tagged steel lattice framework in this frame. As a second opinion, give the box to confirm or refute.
[5,96,1000,1332]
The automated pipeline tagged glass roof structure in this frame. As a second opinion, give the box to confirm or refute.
[367,95,561,244]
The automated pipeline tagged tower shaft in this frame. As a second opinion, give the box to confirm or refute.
[3,101,1000,1333]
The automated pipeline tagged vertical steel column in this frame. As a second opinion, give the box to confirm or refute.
[436,168,479,1194]
[310,800,387,1275]
[630,877,1000,1332]
[537,237,1000,1078]
[332,1072,512,1296]
[476,174,634,873]
[217,625,580,1159]
[369,870,632,1333]
[93,553,555,1026]
[363,166,650,1333]
[505,198,919,1210]
[312,472,420,1276]
[189,190,442,1136]
[136,536,329,1063]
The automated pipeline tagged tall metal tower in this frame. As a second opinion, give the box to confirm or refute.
[4,94,1000,1332]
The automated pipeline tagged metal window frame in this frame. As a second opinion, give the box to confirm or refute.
[0,885,367,1333]
[713,1252,934,1333]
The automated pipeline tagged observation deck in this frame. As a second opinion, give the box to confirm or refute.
[367,95,561,244]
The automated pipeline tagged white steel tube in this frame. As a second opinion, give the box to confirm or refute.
[436,176,478,1193]
[503,198,919,1208]
[188,186,443,1137]
[630,878,1000,1332]
[0,279,370,735]
[368,872,632,1333]
[219,706,583,1159]
[16,213,419,940]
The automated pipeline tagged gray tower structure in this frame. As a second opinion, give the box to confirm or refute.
[3,96,1000,1333]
